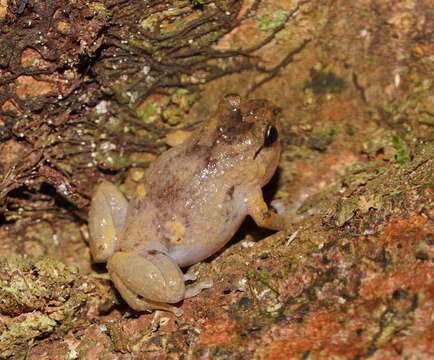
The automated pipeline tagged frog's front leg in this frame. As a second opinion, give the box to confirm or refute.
[107,252,212,316]
[246,188,289,231]
[88,181,129,262]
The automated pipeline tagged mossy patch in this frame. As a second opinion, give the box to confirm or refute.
[257,10,289,32]
[0,256,96,358]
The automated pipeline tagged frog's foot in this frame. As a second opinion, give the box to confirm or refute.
[107,251,188,316]
[183,273,213,298]
[184,279,213,299]
[246,188,291,231]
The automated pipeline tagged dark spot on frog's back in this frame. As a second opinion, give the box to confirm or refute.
[216,122,254,145]
[185,143,212,161]
[152,175,181,204]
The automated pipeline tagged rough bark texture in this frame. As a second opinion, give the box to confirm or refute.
[0,0,432,359]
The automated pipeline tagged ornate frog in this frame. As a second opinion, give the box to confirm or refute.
[88,94,287,315]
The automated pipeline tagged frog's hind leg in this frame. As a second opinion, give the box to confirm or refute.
[88,181,129,262]
[107,251,186,315]
[110,272,184,317]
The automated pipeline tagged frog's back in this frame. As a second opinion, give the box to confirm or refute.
[121,140,252,267]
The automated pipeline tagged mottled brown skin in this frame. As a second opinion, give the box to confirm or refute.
[88,94,288,316]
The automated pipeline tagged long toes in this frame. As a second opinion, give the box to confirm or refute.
[184,279,213,299]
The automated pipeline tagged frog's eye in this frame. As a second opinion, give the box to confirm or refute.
[264,125,278,147]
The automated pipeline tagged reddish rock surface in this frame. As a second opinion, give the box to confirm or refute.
[0,0,432,359]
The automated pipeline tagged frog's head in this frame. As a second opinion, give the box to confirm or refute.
[208,94,282,187]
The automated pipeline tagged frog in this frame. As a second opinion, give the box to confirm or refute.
[88,94,288,316]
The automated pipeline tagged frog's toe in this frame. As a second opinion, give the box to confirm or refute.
[183,273,197,281]
[184,279,213,299]
[107,251,185,304]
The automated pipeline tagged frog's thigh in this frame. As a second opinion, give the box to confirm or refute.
[107,251,186,305]
[246,188,288,231]
[88,181,128,262]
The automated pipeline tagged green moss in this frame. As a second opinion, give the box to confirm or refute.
[163,89,198,125]
[21,57,47,71]
[297,190,329,215]
[0,257,79,315]
[342,161,388,191]
[127,37,154,51]
[362,131,412,165]
[34,258,79,283]
[0,312,56,358]
[257,10,289,31]
[391,135,410,165]
[89,3,112,21]
[307,128,337,152]
[246,270,280,297]
[0,256,90,358]
[163,105,184,125]
[137,103,160,124]
[94,151,132,169]
[334,197,359,227]
[325,142,434,232]
[171,88,197,110]
[363,130,393,156]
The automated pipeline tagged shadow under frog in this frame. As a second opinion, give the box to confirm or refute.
[88,94,288,316]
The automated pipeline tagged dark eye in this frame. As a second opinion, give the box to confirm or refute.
[264,125,278,147]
